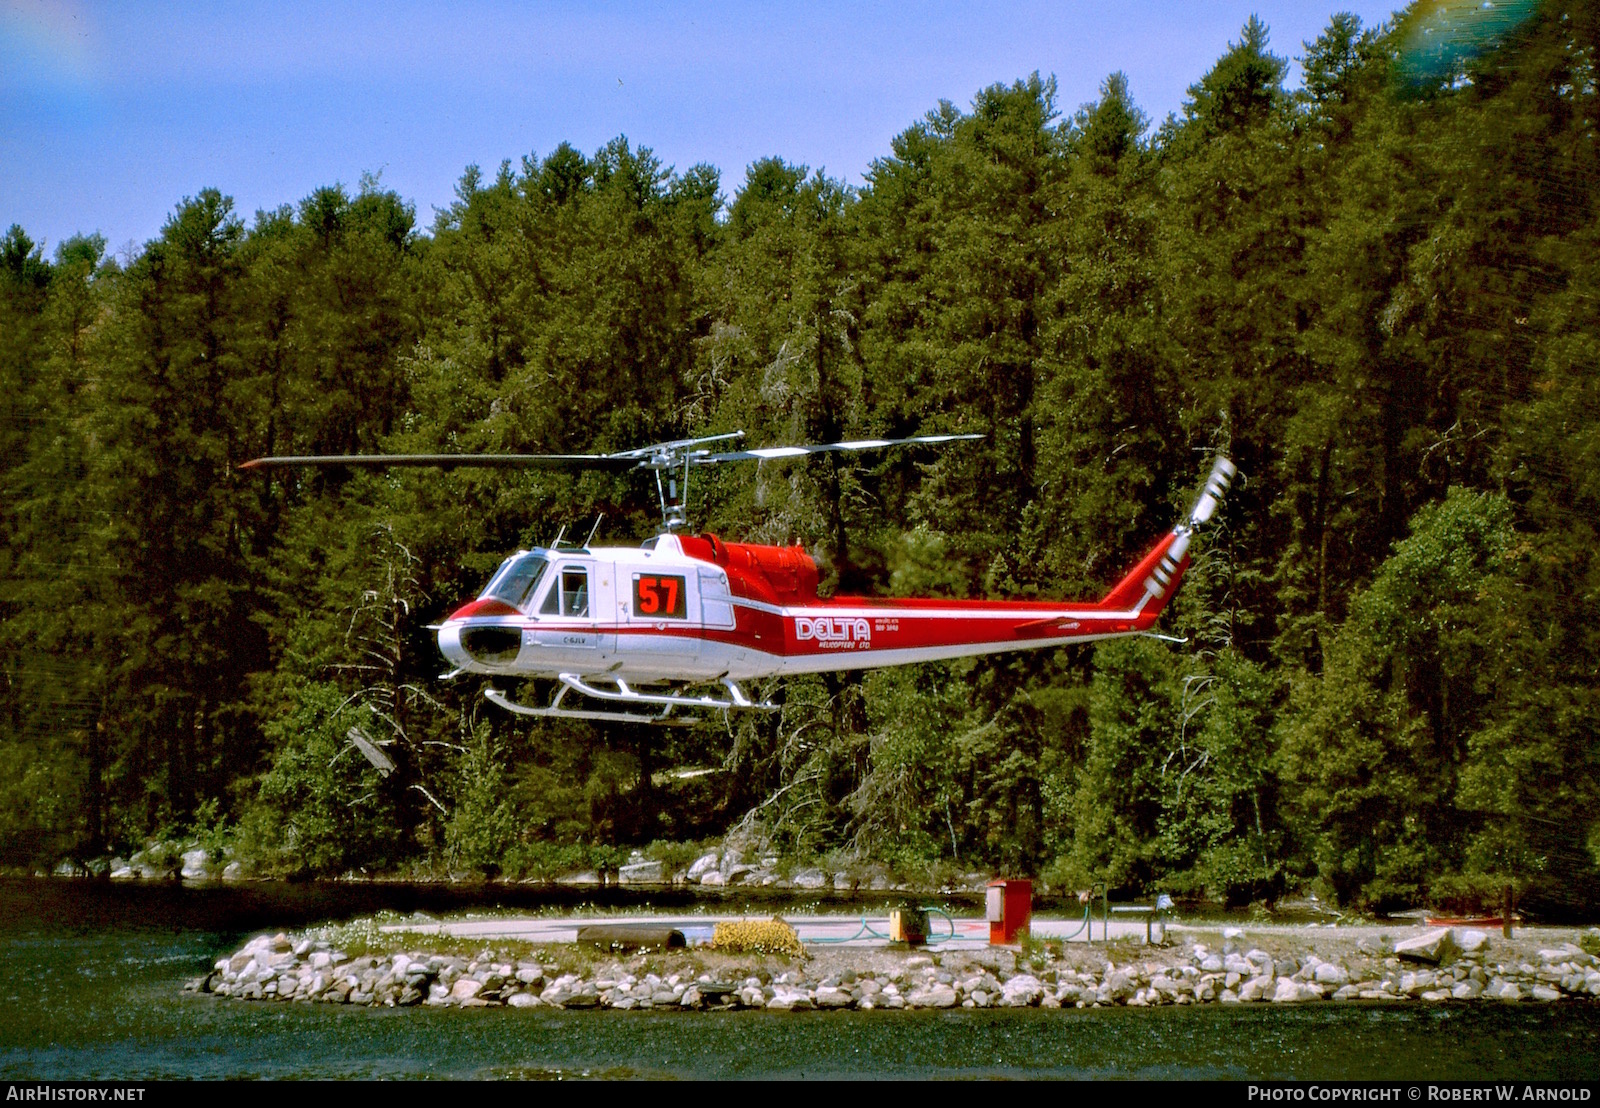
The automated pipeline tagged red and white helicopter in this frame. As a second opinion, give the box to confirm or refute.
[243,434,1233,724]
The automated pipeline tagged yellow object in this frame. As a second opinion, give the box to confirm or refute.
[708,918,806,958]
[889,908,927,944]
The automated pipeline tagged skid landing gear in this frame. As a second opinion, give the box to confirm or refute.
[485,673,778,726]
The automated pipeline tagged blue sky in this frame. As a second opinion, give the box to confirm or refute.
[2,1,1401,256]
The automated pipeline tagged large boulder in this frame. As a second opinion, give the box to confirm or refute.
[1149,975,1184,999]
[1001,974,1044,1007]
[1314,962,1350,986]
[1395,929,1458,965]
[814,986,852,1009]
[686,853,720,881]
[908,984,959,1009]
[1238,977,1271,1003]
[724,864,755,885]
[618,860,663,884]
[131,852,170,880]
[766,988,814,1011]
[1272,977,1306,1003]
[1100,971,1137,1003]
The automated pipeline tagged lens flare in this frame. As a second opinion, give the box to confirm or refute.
[1395,0,1544,86]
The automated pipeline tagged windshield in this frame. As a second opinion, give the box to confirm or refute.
[479,552,549,611]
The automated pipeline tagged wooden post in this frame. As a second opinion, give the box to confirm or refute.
[576,925,686,950]
[1502,884,1514,939]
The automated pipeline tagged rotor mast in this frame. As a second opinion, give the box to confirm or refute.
[617,432,746,532]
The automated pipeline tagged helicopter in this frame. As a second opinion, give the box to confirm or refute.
[242,433,1234,724]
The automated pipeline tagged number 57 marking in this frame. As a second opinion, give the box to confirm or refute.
[634,574,685,618]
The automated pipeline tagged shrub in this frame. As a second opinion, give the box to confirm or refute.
[709,918,806,958]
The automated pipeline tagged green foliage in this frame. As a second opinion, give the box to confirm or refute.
[1428,872,1514,917]
[501,841,591,883]
[445,725,517,875]
[1051,638,1284,902]
[246,682,404,875]
[848,665,967,865]
[1180,16,1288,136]
[1279,489,1519,909]
[643,839,705,881]
[1063,637,1180,892]
[0,733,85,867]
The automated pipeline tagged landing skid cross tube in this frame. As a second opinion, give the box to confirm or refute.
[484,674,778,726]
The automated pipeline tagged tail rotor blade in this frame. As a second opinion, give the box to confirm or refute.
[1186,456,1237,527]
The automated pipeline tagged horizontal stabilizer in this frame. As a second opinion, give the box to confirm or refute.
[1013,615,1085,639]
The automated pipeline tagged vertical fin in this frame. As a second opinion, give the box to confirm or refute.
[1097,456,1236,614]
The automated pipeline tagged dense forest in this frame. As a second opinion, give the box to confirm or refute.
[3,3,1598,914]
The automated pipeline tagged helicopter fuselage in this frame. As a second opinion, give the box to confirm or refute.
[436,529,1190,685]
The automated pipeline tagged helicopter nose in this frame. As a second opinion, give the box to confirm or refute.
[447,597,521,620]
[437,596,520,671]
[438,597,528,671]
[437,623,471,669]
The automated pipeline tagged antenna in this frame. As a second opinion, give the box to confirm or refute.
[583,514,605,548]
[550,524,568,549]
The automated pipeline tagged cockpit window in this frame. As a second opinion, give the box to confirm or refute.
[539,567,590,618]
[480,553,548,610]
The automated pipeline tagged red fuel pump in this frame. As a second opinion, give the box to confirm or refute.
[986,878,1032,945]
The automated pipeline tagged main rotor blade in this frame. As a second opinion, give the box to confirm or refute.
[239,432,982,476]
[238,453,637,472]
[694,433,984,465]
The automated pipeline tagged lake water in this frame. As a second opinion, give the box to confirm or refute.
[1,878,1596,1080]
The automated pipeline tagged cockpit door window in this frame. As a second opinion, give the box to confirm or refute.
[540,567,590,618]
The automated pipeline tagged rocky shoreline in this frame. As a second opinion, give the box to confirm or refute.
[188,923,1600,1012]
[57,843,1011,892]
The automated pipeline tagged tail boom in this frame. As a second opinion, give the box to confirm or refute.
[742,455,1235,674]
